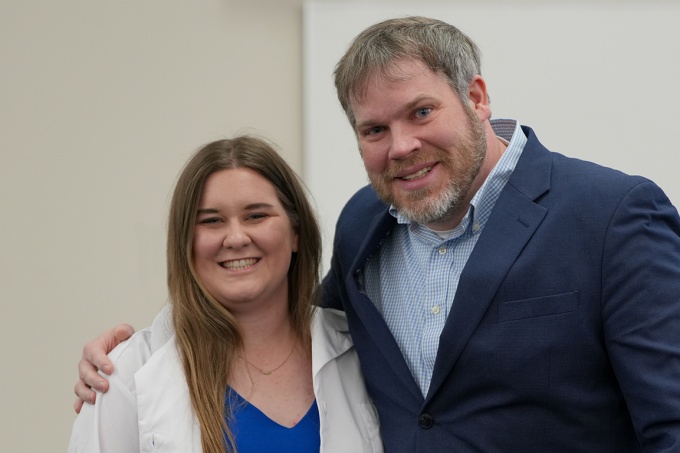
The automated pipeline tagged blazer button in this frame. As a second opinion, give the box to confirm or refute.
[418,413,434,429]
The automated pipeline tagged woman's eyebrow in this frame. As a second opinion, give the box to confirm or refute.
[196,208,219,215]
[196,203,275,215]
[243,202,275,210]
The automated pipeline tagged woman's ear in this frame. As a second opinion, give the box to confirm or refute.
[292,232,299,253]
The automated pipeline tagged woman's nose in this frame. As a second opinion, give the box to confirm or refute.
[222,223,251,249]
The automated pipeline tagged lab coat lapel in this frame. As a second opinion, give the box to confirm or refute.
[310,308,353,376]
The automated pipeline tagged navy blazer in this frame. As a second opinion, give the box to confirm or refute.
[322,126,680,452]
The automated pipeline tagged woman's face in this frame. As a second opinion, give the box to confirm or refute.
[192,167,298,314]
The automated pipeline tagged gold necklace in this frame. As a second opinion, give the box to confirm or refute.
[241,343,296,376]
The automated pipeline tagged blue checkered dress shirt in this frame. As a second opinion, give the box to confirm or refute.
[363,119,527,396]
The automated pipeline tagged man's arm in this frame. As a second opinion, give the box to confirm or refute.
[73,323,135,413]
[602,181,680,446]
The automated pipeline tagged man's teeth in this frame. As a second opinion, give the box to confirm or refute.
[401,166,433,181]
[222,259,257,271]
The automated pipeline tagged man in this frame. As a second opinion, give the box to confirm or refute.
[76,16,680,451]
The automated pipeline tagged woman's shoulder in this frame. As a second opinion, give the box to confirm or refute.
[312,307,348,331]
[107,305,175,390]
[310,307,353,367]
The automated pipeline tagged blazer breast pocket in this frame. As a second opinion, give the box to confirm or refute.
[498,291,579,322]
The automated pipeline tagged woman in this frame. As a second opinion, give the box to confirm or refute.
[68,136,382,452]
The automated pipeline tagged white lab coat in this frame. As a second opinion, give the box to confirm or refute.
[68,306,383,453]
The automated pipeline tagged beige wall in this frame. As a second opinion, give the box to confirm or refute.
[1,1,304,450]
[0,0,666,451]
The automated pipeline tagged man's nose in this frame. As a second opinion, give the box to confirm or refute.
[388,124,421,160]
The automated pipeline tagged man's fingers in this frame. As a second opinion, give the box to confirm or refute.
[73,398,84,414]
[73,323,137,414]
[77,356,109,390]
[113,323,135,343]
[81,338,114,376]
[73,379,97,407]
[82,323,136,376]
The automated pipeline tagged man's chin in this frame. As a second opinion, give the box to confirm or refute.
[392,202,442,225]
[392,189,464,224]
[372,184,449,222]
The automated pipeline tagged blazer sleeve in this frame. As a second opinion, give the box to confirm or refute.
[320,196,355,311]
[321,252,345,310]
[602,180,680,449]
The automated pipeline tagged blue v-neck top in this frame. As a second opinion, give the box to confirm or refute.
[226,390,321,453]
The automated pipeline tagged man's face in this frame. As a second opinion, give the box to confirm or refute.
[351,59,488,229]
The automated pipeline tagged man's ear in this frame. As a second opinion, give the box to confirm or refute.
[467,75,491,121]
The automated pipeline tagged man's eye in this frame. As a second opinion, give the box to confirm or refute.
[415,107,431,118]
[366,126,384,136]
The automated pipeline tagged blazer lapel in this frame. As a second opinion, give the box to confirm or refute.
[346,208,425,402]
[427,127,552,400]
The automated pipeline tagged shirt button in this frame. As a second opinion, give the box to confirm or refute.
[418,413,435,429]
[438,245,446,255]
[432,305,440,315]
[473,223,481,232]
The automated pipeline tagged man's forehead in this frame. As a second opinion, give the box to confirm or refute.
[351,59,441,103]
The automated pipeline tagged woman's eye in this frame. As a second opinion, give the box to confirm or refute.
[198,217,220,225]
[247,213,268,221]
[415,107,431,118]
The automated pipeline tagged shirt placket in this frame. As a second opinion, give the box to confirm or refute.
[418,240,455,395]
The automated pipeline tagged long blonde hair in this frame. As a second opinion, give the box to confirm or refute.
[166,136,322,452]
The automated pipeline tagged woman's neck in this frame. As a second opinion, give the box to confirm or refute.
[236,306,296,351]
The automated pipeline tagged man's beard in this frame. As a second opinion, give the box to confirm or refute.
[369,107,487,225]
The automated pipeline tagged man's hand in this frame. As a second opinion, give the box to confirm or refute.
[73,324,135,413]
